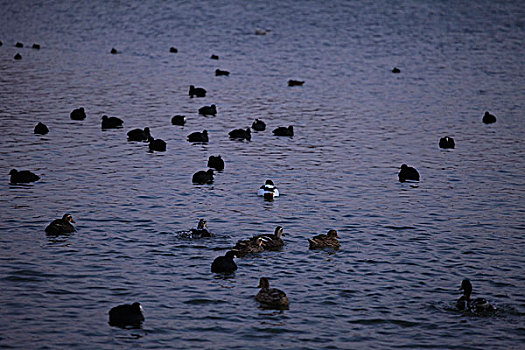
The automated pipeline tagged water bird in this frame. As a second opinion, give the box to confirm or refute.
[9,169,40,184]
[199,104,217,116]
[251,119,266,131]
[0,41,2,46]
[192,169,214,184]
[255,28,268,35]
[208,155,224,171]
[439,136,455,149]
[482,111,496,124]
[32,43,40,49]
[171,115,185,126]
[189,85,206,98]
[187,130,208,143]
[110,48,118,54]
[273,125,294,136]
[210,54,219,60]
[108,302,145,328]
[15,42,23,48]
[251,226,285,251]
[215,69,229,76]
[255,277,289,309]
[308,229,340,250]
[258,179,279,200]
[148,136,166,152]
[229,127,251,141]
[392,67,401,73]
[14,53,22,60]
[190,219,214,238]
[169,47,178,53]
[45,213,76,235]
[101,115,123,129]
[211,251,237,273]
[70,107,86,120]
[232,237,264,257]
[398,164,420,182]
[288,80,304,86]
[456,279,495,314]
[34,122,49,135]
[127,127,151,141]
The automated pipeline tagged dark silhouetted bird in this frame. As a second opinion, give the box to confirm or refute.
[199,105,217,116]
[34,122,49,135]
[127,127,151,141]
[189,85,206,98]
[208,155,224,171]
[9,169,40,184]
[482,111,496,124]
[211,251,237,273]
[171,115,185,126]
[148,136,166,152]
[398,164,420,182]
[273,125,294,136]
[101,115,123,129]
[288,80,304,86]
[229,128,251,141]
[192,169,214,184]
[108,302,145,328]
[255,277,289,309]
[251,119,266,131]
[215,69,229,76]
[439,136,455,149]
[187,130,208,143]
[456,279,496,314]
[45,214,76,235]
[70,107,86,120]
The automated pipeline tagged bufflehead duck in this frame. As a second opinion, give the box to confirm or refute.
[258,179,279,199]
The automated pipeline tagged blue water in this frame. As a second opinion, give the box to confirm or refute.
[1,1,524,349]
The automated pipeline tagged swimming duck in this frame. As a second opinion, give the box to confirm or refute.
[232,237,264,257]
[215,69,230,76]
[439,136,455,149]
[171,115,186,126]
[190,219,214,238]
[110,48,118,54]
[101,115,123,129]
[257,179,280,200]
[108,302,145,328]
[392,67,401,73]
[32,43,40,50]
[255,277,289,309]
[169,47,178,53]
[308,229,340,250]
[70,107,86,120]
[229,127,251,141]
[9,169,40,184]
[255,28,268,35]
[211,251,237,273]
[210,54,219,60]
[34,122,49,135]
[127,127,151,141]
[252,226,285,251]
[288,80,304,86]
[482,111,496,124]
[456,279,496,314]
[14,53,22,60]
[189,85,206,98]
[45,213,76,235]
[148,136,166,152]
[273,125,294,137]
[208,155,224,171]
[15,42,23,48]
[251,119,266,131]
[187,130,209,143]
[398,164,420,182]
[199,105,217,116]
[192,169,214,184]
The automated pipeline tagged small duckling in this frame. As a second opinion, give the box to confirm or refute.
[308,229,340,250]
[229,127,251,141]
[9,169,40,184]
[127,127,151,141]
[456,279,496,314]
[70,107,86,120]
[108,302,145,328]
[252,226,285,251]
[34,122,49,135]
[101,115,123,129]
[45,213,76,235]
[257,179,279,200]
[192,169,214,184]
[398,164,420,182]
[187,130,209,143]
[255,277,289,309]
[171,115,186,126]
[211,251,237,273]
[169,47,178,53]
[392,67,401,73]
[208,155,224,171]
[215,69,230,76]
[232,237,264,257]
[189,85,206,98]
[251,119,266,131]
[148,136,166,152]
[273,125,294,137]
[482,111,496,124]
[439,136,455,149]
[288,80,304,87]
[199,104,217,116]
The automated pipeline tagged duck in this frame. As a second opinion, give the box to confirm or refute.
[108,302,145,328]
[187,130,209,143]
[439,136,455,149]
[15,42,23,48]
[392,67,401,73]
[169,47,178,53]
[171,115,185,126]
[232,237,264,257]
[210,54,219,60]
[308,229,340,249]
[110,48,118,54]
[251,226,285,251]
[398,164,420,182]
[229,127,251,141]
[288,80,304,86]
[257,179,280,200]
[199,104,217,116]
[148,136,166,152]
[456,279,496,314]
[211,251,237,273]
[32,43,40,50]
[34,122,49,135]
[215,69,230,76]
[70,107,86,120]
[14,53,22,60]
[189,85,206,98]
[127,127,151,141]
[251,119,266,131]
[101,115,123,129]
[482,111,496,124]
[9,169,40,184]
[273,125,294,137]
[45,213,76,235]
[192,169,214,184]
[255,277,289,309]
[190,219,214,238]
[208,155,224,171]
[255,28,268,35]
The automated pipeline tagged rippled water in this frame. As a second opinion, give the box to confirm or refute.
[1,1,524,349]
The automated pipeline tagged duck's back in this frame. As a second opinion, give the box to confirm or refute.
[256,288,289,308]
[45,219,75,235]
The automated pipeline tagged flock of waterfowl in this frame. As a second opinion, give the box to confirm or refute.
[6,38,500,328]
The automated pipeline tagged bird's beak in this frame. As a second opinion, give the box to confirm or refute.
[71,218,76,223]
